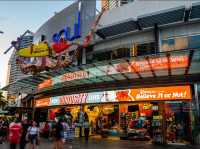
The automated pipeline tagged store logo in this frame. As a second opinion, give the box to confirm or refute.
[52,11,81,42]
[51,97,60,105]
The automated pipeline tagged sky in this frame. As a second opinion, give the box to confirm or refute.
[0,0,81,87]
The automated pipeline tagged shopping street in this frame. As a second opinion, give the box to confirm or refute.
[0,138,200,149]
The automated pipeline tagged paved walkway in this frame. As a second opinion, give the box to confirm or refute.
[0,139,200,149]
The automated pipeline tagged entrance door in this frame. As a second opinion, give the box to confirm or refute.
[164,101,192,144]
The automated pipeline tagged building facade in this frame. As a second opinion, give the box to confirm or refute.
[6,32,33,101]
[3,0,200,145]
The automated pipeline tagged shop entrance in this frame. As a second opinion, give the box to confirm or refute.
[165,101,192,144]
[119,101,192,144]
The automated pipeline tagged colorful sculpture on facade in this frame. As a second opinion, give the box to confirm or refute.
[15,9,105,75]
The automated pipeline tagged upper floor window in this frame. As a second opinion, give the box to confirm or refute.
[161,34,200,52]
[135,42,156,56]
[111,48,130,59]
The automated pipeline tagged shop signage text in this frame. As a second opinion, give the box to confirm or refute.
[52,11,81,42]
[35,85,191,107]
[38,55,189,91]
[128,86,192,101]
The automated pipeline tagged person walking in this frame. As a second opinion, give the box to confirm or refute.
[53,119,64,149]
[27,121,39,149]
[83,117,90,144]
[20,119,29,149]
[42,121,50,140]
[8,119,22,149]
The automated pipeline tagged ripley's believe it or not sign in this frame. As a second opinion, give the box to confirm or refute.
[38,55,189,90]
[35,85,192,107]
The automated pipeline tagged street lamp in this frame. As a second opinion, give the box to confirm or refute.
[0,31,3,34]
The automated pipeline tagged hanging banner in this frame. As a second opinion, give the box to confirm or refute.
[17,43,50,57]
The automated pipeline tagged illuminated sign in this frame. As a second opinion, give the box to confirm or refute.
[117,86,192,101]
[59,93,87,105]
[130,55,188,72]
[52,10,81,42]
[38,79,53,90]
[37,55,189,90]
[61,71,88,82]
[35,85,191,107]
[35,98,50,107]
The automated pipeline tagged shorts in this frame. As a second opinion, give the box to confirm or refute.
[29,134,38,145]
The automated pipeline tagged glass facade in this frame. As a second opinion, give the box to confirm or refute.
[161,35,200,52]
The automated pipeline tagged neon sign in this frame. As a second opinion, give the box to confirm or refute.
[52,11,81,42]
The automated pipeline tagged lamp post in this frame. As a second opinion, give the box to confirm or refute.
[0,31,3,34]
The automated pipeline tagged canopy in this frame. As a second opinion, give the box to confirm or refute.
[2,49,200,96]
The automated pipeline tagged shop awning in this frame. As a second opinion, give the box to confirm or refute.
[137,6,185,28]
[2,49,200,95]
[190,2,200,20]
[96,19,137,38]
[96,6,188,38]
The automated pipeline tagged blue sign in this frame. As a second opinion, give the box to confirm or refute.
[50,97,59,106]
[52,11,81,42]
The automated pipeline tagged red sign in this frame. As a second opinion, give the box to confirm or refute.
[59,93,87,105]
[61,70,88,82]
[130,55,188,72]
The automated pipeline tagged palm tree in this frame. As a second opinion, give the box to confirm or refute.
[0,91,7,109]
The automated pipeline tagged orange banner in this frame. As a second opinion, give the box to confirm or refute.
[38,79,53,90]
[130,55,188,72]
[128,86,192,101]
[35,98,50,107]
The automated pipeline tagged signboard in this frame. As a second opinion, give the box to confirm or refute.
[61,71,89,82]
[38,79,53,90]
[35,98,50,107]
[17,43,49,57]
[35,85,192,107]
[37,55,189,90]
[116,85,192,101]
[130,55,188,72]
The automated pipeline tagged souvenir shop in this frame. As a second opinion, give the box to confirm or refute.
[35,85,194,144]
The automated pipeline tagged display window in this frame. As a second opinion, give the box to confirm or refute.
[84,104,119,137]
[165,101,191,144]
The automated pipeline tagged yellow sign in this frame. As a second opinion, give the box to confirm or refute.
[17,43,50,57]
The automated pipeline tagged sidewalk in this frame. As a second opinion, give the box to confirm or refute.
[0,138,200,149]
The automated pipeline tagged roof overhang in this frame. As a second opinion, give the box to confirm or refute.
[2,49,200,95]
[96,4,200,39]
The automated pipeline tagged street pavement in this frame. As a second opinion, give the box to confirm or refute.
[0,138,200,149]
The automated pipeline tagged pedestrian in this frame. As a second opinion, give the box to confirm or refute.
[0,118,4,144]
[8,119,22,149]
[20,119,29,149]
[26,121,40,149]
[83,117,90,143]
[42,121,50,139]
[53,119,64,149]
[2,119,9,143]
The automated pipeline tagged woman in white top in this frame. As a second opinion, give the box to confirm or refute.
[27,121,39,149]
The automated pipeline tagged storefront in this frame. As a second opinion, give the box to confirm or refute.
[35,85,194,144]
